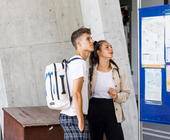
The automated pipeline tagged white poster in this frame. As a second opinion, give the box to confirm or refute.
[165,15,170,63]
[165,15,170,47]
[145,69,162,104]
[166,65,170,92]
[142,16,165,68]
[166,47,170,63]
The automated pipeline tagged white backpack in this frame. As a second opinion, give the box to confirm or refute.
[45,57,81,110]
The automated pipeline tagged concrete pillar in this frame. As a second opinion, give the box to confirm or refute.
[131,0,138,94]
[0,0,83,137]
[80,0,138,140]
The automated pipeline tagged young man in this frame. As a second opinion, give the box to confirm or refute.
[59,27,94,140]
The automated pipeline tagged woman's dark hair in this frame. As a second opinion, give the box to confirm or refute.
[89,40,120,82]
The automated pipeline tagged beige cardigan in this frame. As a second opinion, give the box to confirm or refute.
[90,64,130,123]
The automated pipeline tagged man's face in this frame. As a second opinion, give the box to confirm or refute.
[77,33,94,52]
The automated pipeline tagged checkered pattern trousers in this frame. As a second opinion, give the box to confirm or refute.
[59,114,90,140]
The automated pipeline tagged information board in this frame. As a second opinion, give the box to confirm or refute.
[140,5,170,124]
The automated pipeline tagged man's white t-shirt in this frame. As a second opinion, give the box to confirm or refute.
[60,55,89,116]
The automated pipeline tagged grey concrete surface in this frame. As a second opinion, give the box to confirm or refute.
[80,0,138,140]
[142,122,170,140]
[0,59,8,139]
[0,0,138,140]
[131,0,138,96]
[0,0,83,137]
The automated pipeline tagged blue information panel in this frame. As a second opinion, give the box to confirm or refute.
[140,5,170,124]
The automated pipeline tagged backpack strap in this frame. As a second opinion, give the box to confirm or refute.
[67,57,82,64]
[62,57,82,104]
[61,57,81,68]
[53,63,60,100]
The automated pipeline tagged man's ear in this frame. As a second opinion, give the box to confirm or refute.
[76,38,81,49]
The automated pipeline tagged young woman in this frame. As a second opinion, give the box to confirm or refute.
[88,40,130,140]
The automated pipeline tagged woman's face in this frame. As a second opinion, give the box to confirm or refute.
[97,41,113,59]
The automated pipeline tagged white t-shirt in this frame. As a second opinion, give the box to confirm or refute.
[92,70,115,99]
[60,55,89,116]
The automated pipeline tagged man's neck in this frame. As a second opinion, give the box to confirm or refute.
[76,51,90,60]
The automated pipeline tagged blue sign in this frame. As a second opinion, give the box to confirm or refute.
[140,5,170,124]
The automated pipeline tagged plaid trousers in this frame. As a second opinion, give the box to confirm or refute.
[59,114,90,140]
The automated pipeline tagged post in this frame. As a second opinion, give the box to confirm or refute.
[137,0,142,140]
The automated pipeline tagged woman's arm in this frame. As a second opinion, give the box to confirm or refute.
[115,69,131,103]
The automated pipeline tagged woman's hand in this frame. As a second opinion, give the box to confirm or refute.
[108,88,118,101]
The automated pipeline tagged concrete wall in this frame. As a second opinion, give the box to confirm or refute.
[131,0,139,97]
[0,0,83,137]
[0,59,8,138]
[80,0,138,140]
[0,0,138,140]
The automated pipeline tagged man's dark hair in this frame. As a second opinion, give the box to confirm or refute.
[71,27,91,48]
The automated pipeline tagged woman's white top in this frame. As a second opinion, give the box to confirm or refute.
[92,70,115,99]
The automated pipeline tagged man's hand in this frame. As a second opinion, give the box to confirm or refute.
[78,115,84,132]
[108,88,118,101]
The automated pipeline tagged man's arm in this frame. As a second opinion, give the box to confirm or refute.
[72,77,84,132]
